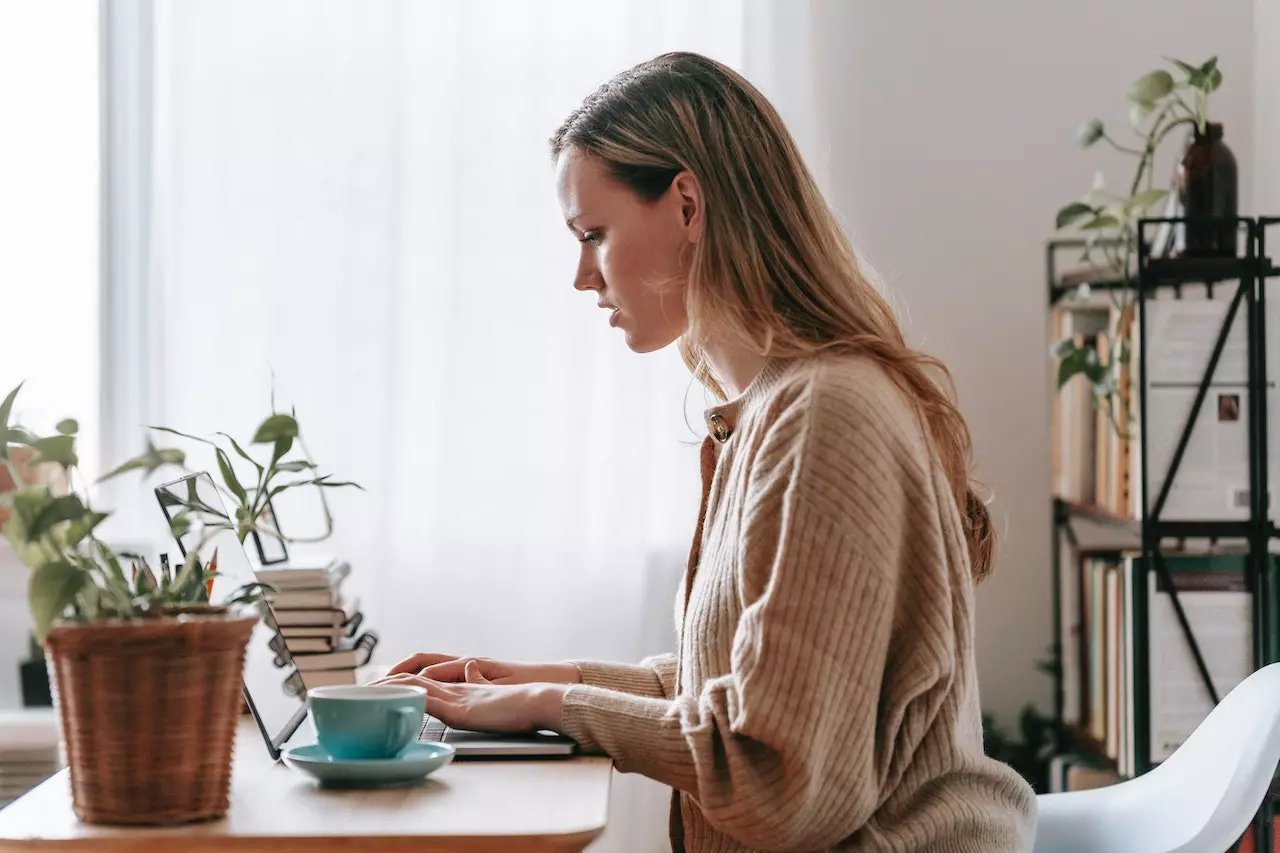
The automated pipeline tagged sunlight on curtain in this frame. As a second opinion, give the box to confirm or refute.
[141,0,744,673]
[0,1,100,710]
[0,3,100,474]
[121,3,747,847]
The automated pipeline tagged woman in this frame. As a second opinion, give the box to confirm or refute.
[376,52,1037,852]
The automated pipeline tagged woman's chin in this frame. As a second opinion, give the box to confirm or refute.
[622,326,680,354]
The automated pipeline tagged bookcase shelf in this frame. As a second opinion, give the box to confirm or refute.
[1046,216,1280,848]
[1142,255,1261,286]
[1054,496,1137,528]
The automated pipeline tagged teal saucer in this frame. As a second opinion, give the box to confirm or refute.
[282,742,455,788]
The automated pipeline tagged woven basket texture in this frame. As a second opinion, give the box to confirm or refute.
[44,612,255,826]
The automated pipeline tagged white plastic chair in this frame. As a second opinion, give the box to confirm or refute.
[1033,662,1280,853]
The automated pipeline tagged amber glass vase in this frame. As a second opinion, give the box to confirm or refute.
[1177,121,1238,256]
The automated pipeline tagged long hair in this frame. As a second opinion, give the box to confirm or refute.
[550,52,995,583]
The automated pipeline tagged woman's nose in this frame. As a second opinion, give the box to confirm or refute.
[573,251,599,292]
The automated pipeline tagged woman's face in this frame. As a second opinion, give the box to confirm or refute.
[555,148,700,353]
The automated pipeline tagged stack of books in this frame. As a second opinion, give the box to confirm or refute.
[1058,549,1256,779]
[1051,283,1280,521]
[256,558,377,694]
[0,708,61,810]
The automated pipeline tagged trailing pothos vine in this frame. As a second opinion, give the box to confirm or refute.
[1052,56,1222,439]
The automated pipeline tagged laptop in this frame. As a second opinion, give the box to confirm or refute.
[154,471,576,759]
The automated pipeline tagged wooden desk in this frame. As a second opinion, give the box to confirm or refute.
[0,719,612,852]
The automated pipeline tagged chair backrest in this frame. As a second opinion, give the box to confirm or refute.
[1033,662,1280,853]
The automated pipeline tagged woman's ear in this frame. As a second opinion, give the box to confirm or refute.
[671,171,703,242]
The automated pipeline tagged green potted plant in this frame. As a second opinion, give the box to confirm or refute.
[0,382,262,825]
[0,380,358,826]
[1051,55,1222,438]
[103,403,361,559]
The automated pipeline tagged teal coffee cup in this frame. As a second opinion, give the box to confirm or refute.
[307,684,426,760]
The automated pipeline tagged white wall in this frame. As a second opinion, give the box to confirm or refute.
[1258,0,1280,217]
[812,0,1257,727]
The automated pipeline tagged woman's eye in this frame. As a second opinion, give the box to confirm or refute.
[579,231,602,245]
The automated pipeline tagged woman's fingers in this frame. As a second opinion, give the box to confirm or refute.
[370,675,549,733]
[376,672,449,694]
[372,673,464,718]
[464,660,491,684]
[384,652,459,676]
[422,658,472,682]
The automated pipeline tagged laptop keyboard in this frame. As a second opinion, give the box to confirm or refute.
[419,714,448,742]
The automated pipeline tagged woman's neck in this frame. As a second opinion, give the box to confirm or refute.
[702,339,769,398]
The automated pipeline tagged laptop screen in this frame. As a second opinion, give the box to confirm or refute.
[154,471,308,758]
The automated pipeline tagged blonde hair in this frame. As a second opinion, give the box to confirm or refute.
[550,52,995,583]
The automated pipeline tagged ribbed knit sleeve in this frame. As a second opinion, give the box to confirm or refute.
[567,653,676,700]
[559,367,950,851]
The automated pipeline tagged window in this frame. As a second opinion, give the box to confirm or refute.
[0,3,101,478]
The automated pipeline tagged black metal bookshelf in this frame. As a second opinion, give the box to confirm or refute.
[1047,216,1280,852]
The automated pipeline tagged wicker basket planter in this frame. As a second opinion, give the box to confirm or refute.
[43,610,256,826]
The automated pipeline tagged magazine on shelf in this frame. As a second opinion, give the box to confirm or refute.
[1138,289,1280,521]
[1146,553,1253,763]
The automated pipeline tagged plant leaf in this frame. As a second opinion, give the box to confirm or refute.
[224,581,275,607]
[5,504,50,569]
[252,414,299,444]
[216,448,248,505]
[96,456,150,482]
[28,435,77,469]
[1081,214,1121,231]
[170,555,204,604]
[1167,57,1198,78]
[28,495,88,539]
[7,426,36,447]
[1199,56,1218,76]
[97,441,184,483]
[216,432,264,478]
[0,383,23,434]
[66,511,109,548]
[274,460,315,473]
[235,505,254,544]
[1126,188,1169,216]
[1076,118,1104,148]
[270,435,293,467]
[133,559,156,596]
[311,479,362,490]
[1129,100,1156,127]
[1206,66,1222,92]
[12,490,53,530]
[1055,202,1095,230]
[1057,348,1097,389]
[1051,338,1080,359]
[55,419,78,436]
[169,511,192,541]
[150,426,215,445]
[158,448,186,465]
[29,560,86,642]
[1127,69,1174,104]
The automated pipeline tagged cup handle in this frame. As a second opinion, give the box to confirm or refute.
[388,707,419,756]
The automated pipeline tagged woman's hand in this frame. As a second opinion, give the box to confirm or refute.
[382,652,581,686]
[372,661,571,734]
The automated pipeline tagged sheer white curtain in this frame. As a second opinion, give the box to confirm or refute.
[115,0,754,662]
[101,1,824,847]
